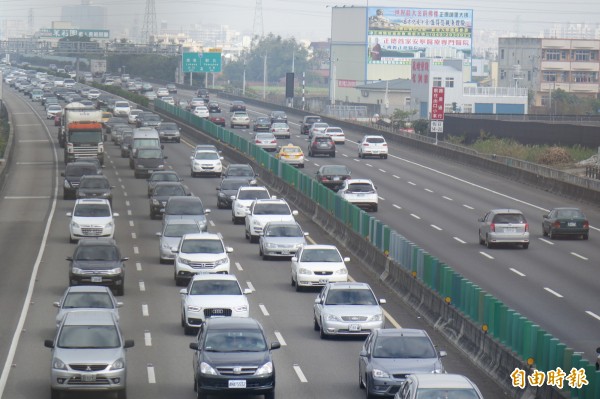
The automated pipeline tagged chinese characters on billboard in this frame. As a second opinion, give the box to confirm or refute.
[431,87,445,120]
[367,7,472,64]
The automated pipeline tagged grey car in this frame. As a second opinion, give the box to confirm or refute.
[254,132,278,152]
[44,310,134,399]
[359,329,446,397]
[163,196,211,232]
[258,221,308,260]
[314,282,385,338]
[53,285,122,328]
[157,122,181,143]
[156,219,202,263]
[478,208,530,249]
[76,175,114,205]
[394,374,483,399]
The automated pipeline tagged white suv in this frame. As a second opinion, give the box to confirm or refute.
[179,274,251,335]
[337,179,378,212]
[67,199,119,243]
[190,150,223,177]
[358,135,388,159]
[231,186,272,224]
[244,199,298,243]
[174,233,233,286]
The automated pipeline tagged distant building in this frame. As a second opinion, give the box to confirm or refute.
[1,19,28,40]
[354,79,411,115]
[61,0,107,30]
[498,37,600,107]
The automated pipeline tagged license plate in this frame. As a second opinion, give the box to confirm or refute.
[504,228,516,233]
[281,250,289,255]
[81,373,96,382]
[372,150,379,154]
[568,222,576,227]
[333,177,340,181]
[318,279,329,284]
[349,324,362,332]
[91,276,102,283]
[228,380,246,388]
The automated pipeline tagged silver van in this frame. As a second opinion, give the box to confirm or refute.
[44,310,134,399]
[129,127,161,168]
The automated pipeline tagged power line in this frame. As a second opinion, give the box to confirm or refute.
[141,0,157,44]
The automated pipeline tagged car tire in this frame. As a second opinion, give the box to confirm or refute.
[542,225,548,237]
[217,201,223,209]
[300,164,305,169]
[291,274,296,287]
[319,320,327,339]
[313,315,319,331]
[485,235,494,249]
[191,170,196,178]
[365,379,374,399]
[583,233,589,240]
[523,243,529,249]
[250,234,259,244]
[159,257,168,264]
[264,390,275,399]
[174,270,185,287]
[549,229,555,240]
[196,383,208,399]
[116,388,127,399]
[478,231,485,245]
[245,229,250,240]
[372,204,378,212]
[331,152,336,158]
[50,388,61,399]
[295,279,302,292]
[69,236,76,244]
[184,324,195,336]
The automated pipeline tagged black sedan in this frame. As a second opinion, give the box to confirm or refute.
[147,170,183,197]
[270,110,288,124]
[315,164,351,191]
[253,117,272,132]
[149,182,190,219]
[76,175,114,204]
[542,207,589,239]
[216,177,252,209]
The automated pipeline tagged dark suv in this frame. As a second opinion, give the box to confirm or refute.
[230,100,246,112]
[308,135,336,157]
[189,317,280,399]
[76,175,114,204]
[62,162,102,199]
[132,147,168,179]
[149,181,189,219]
[67,238,128,296]
[300,115,321,135]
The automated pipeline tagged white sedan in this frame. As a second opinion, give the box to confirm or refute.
[291,244,349,291]
[192,106,209,118]
[324,127,346,144]
[156,87,169,97]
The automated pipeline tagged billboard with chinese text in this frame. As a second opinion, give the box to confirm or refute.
[367,7,472,65]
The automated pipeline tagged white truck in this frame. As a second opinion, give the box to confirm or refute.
[337,179,379,212]
[59,103,105,165]
[90,59,107,77]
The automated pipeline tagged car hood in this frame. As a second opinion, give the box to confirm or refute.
[178,253,227,262]
[164,215,207,224]
[370,357,441,374]
[201,350,271,367]
[71,260,122,270]
[321,304,382,317]
[219,189,239,197]
[135,159,164,167]
[71,216,113,226]
[54,347,125,365]
[185,295,248,308]
[262,237,306,246]
[78,188,110,195]
[152,194,179,202]
[161,236,183,250]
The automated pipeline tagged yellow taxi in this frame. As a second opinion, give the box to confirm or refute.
[275,144,305,168]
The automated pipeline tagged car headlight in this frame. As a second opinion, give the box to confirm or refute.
[71,267,84,275]
[200,362,218,375]
[252,219,262,227]
[78,192,87,197]
[369,314,383,322]
[298,268,312,275]
[372,368,390,378]
[52,358,67,370]
[215,257,229,266]
[106,221,114,229]
[107,268,123,275]
[152,199,160,205]
[101,192,110,197]
[187,305,202,312]
[111,358,125,370]
[178,257,192,265]
[194,161,202,166]
[265,242,277,249]
[325,314,342,321]
[137,164,144,169]
[158,165,164,169]
[71,221,80,229]
[255,361,273,376]
[218,193,226,197]
[334,268,348,275]
[161,242,172,249]
[233,305,248,312]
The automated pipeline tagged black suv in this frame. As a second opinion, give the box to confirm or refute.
[189,317,280,399]
[230,100,246,112]
[308,135,336,157]
[132,147,168,179]
[76,175,114,204]
[222,164,257,182]
[67,238,128,296]
[62,162,102,199]
[149,181,189,219]
[216,177,251,209]
[300,115,321,135]
[196,88,210,103]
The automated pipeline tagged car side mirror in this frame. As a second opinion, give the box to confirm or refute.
[225,247,234,253]
[189,342,200,351]
[156,232,162,237]
[204,209,211,214]
[230,195,235,200]
[116,302,124,308]
[121,257,129,261]
[477,217,483,222]
[543,214,549,219]
[304,232,309,236]
[44,339,55,349]
[161,144,164,149]
[219,157,224,160]
[179,289,188,295]
[292,210,299,216]
[314,297,322,304]
[359,349,367,357]
[379,298,386,304]
[123,339,135,349]
[439,350,447,358]
[53,302,60,308]
[243,288,252,295]
[343,257,350,262]
[66,212,72,217]
[190,156,194,160]
[270,342,281,350]
[291,257,298,262]
[113,212,120,217]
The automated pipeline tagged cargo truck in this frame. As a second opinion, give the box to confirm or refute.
[59,103,105,165]
[90,59,107,77]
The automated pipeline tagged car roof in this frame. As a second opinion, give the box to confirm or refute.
[264,221,301,227]
[63,309,117,326]
[74,198,110,205]
[253,198,287,205]
[301,244,338,250]
[167,196,202,204]
[190,273,239,282]
[410,374,478,390]
[182,232,221,240]
[204,317,261,330]
[488,208,524,214]
[346,179,374,184]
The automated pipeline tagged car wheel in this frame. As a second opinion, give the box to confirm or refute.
[359,369,366,389]
[372,204,378,212]
[295,278,302,292]
[523,243,529,249]
[291,274,296,287]
[115,284,124,296]
[365,379,374,399]
[181,312,186,327]
[485,235,494,249]
[159,257,168,264]
[116,388,127,399]
[313,315,319,331]
[69,236,76,244]
[250,234,259,244]
[478,230,485,245]
[50,388,61,399]
[264,390,275,399]
[191,170,196,178]
[184,324,195,336]
[319,320,327,339]
[542,225,548,237]
[196,382,208,399]
[245,229,250,240]
[217,201,223,209]
[174,270,185,286]
[383,154,388,159]
[358,152,362,159]
[549,229,555,240]
[583,233,589,240]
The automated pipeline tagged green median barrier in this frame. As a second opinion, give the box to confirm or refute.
[570,352,583,398]
[471,285,482,322]
[422,253,434,288]
[483,294,495,333]
[439,264,453,299]
[583,364,597,399]
[462,280,473,319]
[360,212,370,238]
[547,338,560,370]
[349,204,361,232]
[383,225,390,255]
[504,309,516,347]
[521,321,536,363]
[451,273,463,310]
[514,316,527,357]
[493,302,506,341]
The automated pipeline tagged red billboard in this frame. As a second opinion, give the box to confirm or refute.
[431,87,445,120]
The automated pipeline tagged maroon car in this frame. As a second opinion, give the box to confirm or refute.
[208,111,226,127]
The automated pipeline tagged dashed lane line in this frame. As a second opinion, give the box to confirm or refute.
[147,365,156,384]
[431,225,442,231]
[453,237,466,244]
[142,304,149,316]
[293,365,308,383]
[510,268,526,277]
[259,304,269,316]
[274,331,287,346]
[544,287,563,298]
[235,262,243,271]
[144,331,152,346]
[480,252,494,259]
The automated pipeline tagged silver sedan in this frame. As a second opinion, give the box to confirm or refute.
[53,285,122,328]
[258,221,308,259]
[253,132,278,152]
[270,122,291,139]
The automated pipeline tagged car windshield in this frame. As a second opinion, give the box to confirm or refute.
[154,185,185,196]
[138,149,162,159]
[300,248,342,262]
[166,201,204,215]
[492,214,526,224]
[190,280,242,295]
[74,245,118,261]
[145,115,160,121]
[204,330,267,352]
[373,336,436,359]
[80,179,109,189]
[416,389,480,399]
[195,152,219,160]
[164,224,200,237]
[346,183,375,193]
[227,166,254,176]
[327,128,343,133]
[65,165,97,177]
[254,203,290,215]
[325,289,377,305]
[180,239,224,254]
[238,189,270,200]
[63,292,113,309]
[159,123,177,130]
[73,204,111,217]
[283,147,302,154]
[265,225,302,237]
[221,180,247,190]
[321,166,348,175]
[150,173,179,182]
[58,325,120,349]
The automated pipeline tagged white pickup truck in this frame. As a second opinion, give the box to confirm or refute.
[337,179,378,212]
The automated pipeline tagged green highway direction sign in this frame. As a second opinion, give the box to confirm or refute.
[182,52,222,73]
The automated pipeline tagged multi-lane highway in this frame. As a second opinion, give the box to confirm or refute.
[0,85,511,399]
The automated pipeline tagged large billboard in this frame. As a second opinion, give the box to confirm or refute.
[367,7,472,64]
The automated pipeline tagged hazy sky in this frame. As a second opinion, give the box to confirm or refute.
[2,0,600,42]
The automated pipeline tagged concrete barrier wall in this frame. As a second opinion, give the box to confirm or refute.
[0,97,16,193]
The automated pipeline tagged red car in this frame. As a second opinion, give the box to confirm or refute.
[208,111,225,127]
[54,114,62,126]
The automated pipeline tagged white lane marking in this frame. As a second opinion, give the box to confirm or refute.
[393,175,400,179]
[274,331,287,346]
[378,196,385,201]
[247,282,255,292]
[313,163,320,167]
[431,225,442,231]
[378,168,386,173]
[293,364,308,383]
[118,178,122,183]
[127,210,132,216]
[480,252,494,259]
[121,185,126,190]
[392,204,402,210]
[453,237,466,244]
[365,163,373,167]
[410,214,421,220]
[209,220,215,227]
[235,262,243,271]
[142,304,149,316]
[539,238,554,245]
[544,287,563,298]
[126,200,130,207]
[585,311,600,321]
[353,158,361,162]
[571,252,588,261]
[115,171,119,176]
[4,196,51,199]
[129,220,134,227]
[139,281,146,292]
[510,268,526,277]
[424,188,433,193]
[134,247,139,254]
[123,192,128,197]
[383,309,401,328]
[442,196,453,201]
[14,124,41,127]
[144,331,152,346]
[259,304,269,316]
[408,181,416,186]
[147,365,156,384]
[342,153,348,157]
[136,262,142,271]
[131,232,137,239]
[463,204,474,210]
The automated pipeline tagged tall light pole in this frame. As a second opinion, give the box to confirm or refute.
[263,52,267,100]
[242,59,246,96]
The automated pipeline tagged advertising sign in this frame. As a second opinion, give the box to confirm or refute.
[39,28,110,39]
[367,7,472,64]
[431,87,445,120]
[182,52,222,73]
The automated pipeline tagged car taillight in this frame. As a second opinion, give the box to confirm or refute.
[524,223,529,232]
[553,221,561,228]
[583,220,589,229]
[363,143,369,146]
[270,140,277,143]
[255,140,260,143]
[382,143,388,146]
[271,129,275,132]
[489,223,495,232]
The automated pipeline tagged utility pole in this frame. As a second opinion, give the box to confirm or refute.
[263,52,267,100]
[242,59,246,96]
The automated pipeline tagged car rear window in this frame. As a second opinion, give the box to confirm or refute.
[492,213,526,224]
[366,137,385,144]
